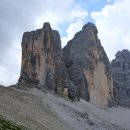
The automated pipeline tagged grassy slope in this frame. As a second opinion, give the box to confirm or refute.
[0,117,26,130]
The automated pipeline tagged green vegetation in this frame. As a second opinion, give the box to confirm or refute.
[0,117,24,130]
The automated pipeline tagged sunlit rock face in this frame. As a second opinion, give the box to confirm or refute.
[19,22,78,96]
[111,49,130,107]
[63,22,113,108]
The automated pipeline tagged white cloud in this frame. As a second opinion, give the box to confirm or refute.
[35,0,74,29]
[61,5,88,47]
[62,21,83,47]
[91,0,130,61]
[68,5,88,22]
[0,45,21,86]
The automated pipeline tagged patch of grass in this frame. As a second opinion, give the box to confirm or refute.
[0,117,25,130]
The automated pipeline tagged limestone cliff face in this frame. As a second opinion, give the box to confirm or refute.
[19,23,77,95]
[63,23,113,108]
[19,22,113,107]
[111,49,130,107]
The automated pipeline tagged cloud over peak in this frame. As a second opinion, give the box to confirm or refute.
[91,0,130,61]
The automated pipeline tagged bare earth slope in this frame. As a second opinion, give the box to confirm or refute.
[0,87,71,130]
[0,86,130,130]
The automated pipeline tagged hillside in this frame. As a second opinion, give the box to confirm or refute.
[0,86,130,130]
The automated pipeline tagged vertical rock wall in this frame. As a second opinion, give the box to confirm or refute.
[63,23,113,108]
[111,49,130,107]
[19,23,76,95]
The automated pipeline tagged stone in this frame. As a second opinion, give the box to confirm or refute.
[111,49,130,107]
[63,22,113,108]
[19,22,78,98]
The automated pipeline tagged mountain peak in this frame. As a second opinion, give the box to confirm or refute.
[43,22,52,30]
[82,22,98,34]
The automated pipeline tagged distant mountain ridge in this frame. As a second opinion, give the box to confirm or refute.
[111,49,130,107]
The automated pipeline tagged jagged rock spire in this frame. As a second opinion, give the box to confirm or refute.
[63,22,113,108]
[19,22,78,98]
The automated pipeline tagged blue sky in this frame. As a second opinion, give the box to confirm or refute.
[76,0,108,12]
[58,0,116,48]
[0,0,130,85]
[59,0,110,37]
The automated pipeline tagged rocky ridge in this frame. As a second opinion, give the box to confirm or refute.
[111,49,130,107]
